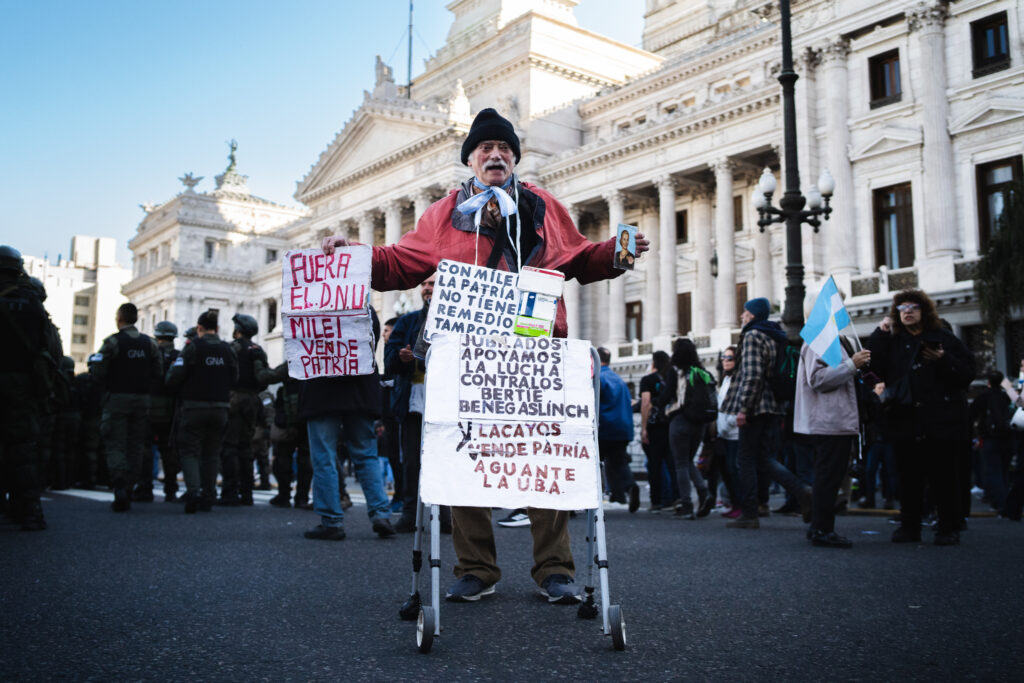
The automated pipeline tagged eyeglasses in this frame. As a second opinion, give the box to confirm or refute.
[896,303,921,312]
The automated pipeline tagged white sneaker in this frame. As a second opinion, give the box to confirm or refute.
[497,508,531,527]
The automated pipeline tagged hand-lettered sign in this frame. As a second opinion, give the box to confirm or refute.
[422,260,520,343]
[281,247,374,379]
[282,246,372,315]
[420,334,600,510]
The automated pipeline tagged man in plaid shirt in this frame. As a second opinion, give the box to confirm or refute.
[721,297,811,529]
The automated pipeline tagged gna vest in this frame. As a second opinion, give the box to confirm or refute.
[106,331,154,394]
[181,337,234,403]
[233,338,265,392]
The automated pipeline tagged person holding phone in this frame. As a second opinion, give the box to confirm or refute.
[867,289,975,545]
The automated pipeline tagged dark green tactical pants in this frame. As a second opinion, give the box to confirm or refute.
[179,407,229,500]
[100,395,149,488]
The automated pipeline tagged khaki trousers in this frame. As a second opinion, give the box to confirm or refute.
[451,506,575,587]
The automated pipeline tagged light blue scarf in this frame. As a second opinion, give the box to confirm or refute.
[455,177,518,220]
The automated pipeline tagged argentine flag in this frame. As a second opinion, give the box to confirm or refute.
[800,276,852,368]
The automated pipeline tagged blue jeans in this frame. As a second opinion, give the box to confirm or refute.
[307,414,390,527]
[669,415,707,509]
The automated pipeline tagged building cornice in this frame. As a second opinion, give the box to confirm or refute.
[580,29,774,117]
[296,126,467,204]
[542,85,780,182]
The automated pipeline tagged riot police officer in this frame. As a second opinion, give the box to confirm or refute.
[50,356,80,490]
[137,321,181,502]
[218,313,271,506]
[0,245,58,529]
[90,302,163,512]
[165,310,237,513]
[75,361,104,489]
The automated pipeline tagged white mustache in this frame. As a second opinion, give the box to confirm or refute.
[485,160,507,170]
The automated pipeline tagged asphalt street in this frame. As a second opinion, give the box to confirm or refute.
[2,488,1022,682]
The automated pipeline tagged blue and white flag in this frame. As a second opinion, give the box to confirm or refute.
[800,276,852,367]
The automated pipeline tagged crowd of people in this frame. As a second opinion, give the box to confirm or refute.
[4,108,1022,613]
[598,291,1024,548]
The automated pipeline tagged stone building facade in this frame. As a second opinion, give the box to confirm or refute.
[124,0,1024,380]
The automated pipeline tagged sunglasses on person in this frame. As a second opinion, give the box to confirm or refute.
[896,303,920,312]
[722,355,735,361]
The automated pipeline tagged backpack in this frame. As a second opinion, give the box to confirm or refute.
[768,338,801,404]
[681,366,718,423]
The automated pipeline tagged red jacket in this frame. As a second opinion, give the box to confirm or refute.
[371,180,622,338]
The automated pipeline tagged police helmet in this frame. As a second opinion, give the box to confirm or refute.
[28,276,47,302]
[232,313,258,338]
[184,326,198,341]
[154,321,178,339]
[0,245,23,273]
[62,356,75,372]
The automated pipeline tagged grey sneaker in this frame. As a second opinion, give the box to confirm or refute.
[445,574,495,602]
[539,574,581,604]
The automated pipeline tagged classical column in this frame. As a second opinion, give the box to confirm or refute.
[909,2,959,258]
[356,211,375,246]
[711,159,737,329]
[412,189,432,223]
[563,204,582,337]
[640,201,660,341]
[382,199,403,319]
[655,176,678,337]
[753,221,773,302]
[819,38,858,274]
[691,189,714,335]
[604,190,626,344]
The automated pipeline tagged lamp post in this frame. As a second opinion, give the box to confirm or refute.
[752,0,835,340]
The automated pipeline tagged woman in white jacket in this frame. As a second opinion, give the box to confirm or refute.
[793,340,871,548]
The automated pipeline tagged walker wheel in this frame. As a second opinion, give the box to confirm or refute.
[609,604,626,651]
[399,592,421,621]
[416,607,435,653]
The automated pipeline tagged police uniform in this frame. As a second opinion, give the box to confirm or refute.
[140,332,181,501]
[74,370,104,488]
[265,364,313,508]
[0,246,61,529]
[50,356,81,490]
[219,331,270,505]
[166,331,237,511]
[253,390,274,490]
[90,325,163,510]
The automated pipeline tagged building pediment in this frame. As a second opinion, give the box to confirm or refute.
[849,126,922,162]
[950,97,1024,135]
[295,98,453,204]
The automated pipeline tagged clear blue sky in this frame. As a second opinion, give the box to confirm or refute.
[0,0,644,265]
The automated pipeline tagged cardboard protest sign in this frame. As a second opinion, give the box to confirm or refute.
[421,260,520,343]
[280,247,374,379]
[283,312,376,379]
[420,334,600,510]
[282,246,372,314]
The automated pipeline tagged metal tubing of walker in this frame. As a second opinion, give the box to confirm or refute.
[430,504,441,635]
[595,504,611,634]
[585,507,596,597]
[410,497,425,595]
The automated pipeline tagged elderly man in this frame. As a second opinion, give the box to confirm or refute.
[323,107,648,604]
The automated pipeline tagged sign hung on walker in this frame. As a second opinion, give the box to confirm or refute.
[280,247,375,379]
[415,259,564,357]
[420,334,600,510]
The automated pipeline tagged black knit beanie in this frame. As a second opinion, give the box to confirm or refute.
[460,108,521,165]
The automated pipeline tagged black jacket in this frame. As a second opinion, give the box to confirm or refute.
[298,308,382,420]
[867,326,975,441]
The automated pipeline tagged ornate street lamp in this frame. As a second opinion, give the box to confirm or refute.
[752,0,835,340]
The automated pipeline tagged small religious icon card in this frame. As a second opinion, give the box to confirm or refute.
[613,223,638,270]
